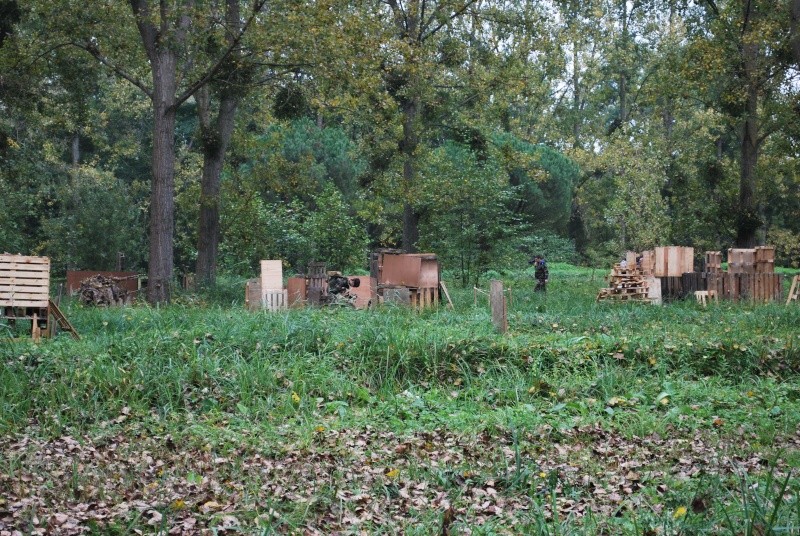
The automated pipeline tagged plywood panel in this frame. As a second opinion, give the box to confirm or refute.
[418,258,439,288]
[645,276,661,305]
[286,277,306,308]
[381,254,422,287]
[728,249,755,274]
[344,276,375,309]
[245,278,261,311]
[654,247,693,277]
[641,250,655,276]
[260,260,283,290]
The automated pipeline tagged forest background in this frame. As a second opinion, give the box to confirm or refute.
[1,0,799,303]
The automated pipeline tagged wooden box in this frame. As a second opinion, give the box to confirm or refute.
[654,246,694,277]
[728,249,756,274]
[704,251,722,273]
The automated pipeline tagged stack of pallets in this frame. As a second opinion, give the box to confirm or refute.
[597,264,650,302]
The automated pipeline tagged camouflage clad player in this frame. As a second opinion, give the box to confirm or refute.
[529,254,549,292]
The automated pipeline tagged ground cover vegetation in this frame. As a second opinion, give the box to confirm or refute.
[2,265,800,534]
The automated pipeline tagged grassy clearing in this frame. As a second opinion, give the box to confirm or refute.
[1,265,800,534]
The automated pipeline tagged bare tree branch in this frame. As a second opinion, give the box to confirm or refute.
[73,41,153,98]
[174,0,268,107]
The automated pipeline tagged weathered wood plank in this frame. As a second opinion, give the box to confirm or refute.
[489,280,507,333]
[0,255,50,264]
[0,299,49,307]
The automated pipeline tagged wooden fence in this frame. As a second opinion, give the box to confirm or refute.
[660,272,783,302]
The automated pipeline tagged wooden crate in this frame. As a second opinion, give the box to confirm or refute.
[654,247,694,277]
[0,254,50,308]
[755,246,775,273]
[640,250,655,276]
[307,262,327,305]
[372,251,441,309]
[728,249,756,274]
[704,251,722,273]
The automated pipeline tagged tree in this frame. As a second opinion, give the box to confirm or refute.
[194,0,246,286]
[69,0,266,302]
[684,0,795,247]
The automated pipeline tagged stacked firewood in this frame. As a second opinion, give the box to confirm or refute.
[78,275,129,306]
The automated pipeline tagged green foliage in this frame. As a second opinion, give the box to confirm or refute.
[493,132,580,235]
[241,118,366,203]
[219,183,368,274]
[40,167,145,271]
[416,141,518,286]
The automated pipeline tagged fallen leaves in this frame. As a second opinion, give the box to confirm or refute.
[0,423,797,533]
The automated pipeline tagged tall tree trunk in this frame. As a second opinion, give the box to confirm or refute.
[618,0,629,127]
[148,51,178,303]
[129,0,192,304]
[791,0,800,65]
[401,96,420,252]
[194,0,243,285]
[572,39,581,147]
[736,79,759,248]
[195,86,238,284]
[736,16,760,248]
[71,133,80,167]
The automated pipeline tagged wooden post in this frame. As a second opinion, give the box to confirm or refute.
[489,279,507,333]
[440,281,454,309]
[788,275,800,306]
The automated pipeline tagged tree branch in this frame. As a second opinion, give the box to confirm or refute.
[130,0,157,62]
[72,41,153,99]
[421,0,478,42]
[174,0,268,107]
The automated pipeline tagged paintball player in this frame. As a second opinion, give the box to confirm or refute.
[529,254,549,292]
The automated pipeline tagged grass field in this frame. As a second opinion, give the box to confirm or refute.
[2,264,800,534]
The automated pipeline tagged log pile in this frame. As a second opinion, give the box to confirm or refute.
[597,264,650,302]
[78,275,130,306]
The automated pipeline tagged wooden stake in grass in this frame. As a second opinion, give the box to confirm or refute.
[788,275,800,306]
[490,279,507,333]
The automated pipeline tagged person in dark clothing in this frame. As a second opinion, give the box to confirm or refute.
[529,254,549,292]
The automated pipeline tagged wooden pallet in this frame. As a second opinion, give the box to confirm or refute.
[0,254,50,308]
[788,275,800,306]
[1,255,51,340]
[597,264,651,302]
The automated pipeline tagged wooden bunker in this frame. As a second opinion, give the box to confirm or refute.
[1,254,78,340]
[615,246,783,303]
[370,250,441,308]
[245,260,374,311]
